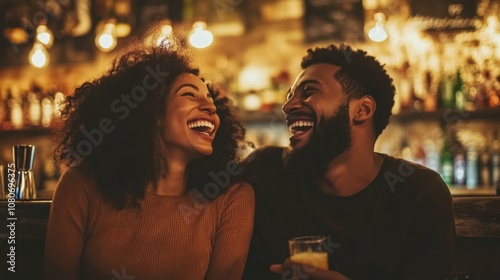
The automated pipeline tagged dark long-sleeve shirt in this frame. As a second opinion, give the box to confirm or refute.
[242,146,455,280]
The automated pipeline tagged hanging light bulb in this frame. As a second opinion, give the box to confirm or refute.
[36,24,54,48]
[189,21,213,49]
[368,13,388,42]
[156,22,173,47]
[29,42,49,68]
[95,22,118,52]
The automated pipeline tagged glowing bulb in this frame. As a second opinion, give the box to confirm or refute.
[156,24,173,47]
[96,23,117,52]
[189,21,213,49]
[36,25,53,48]
[368,24,388,42]
[29,43,49,68]
[368,12,388,42]
[242,93,262,111]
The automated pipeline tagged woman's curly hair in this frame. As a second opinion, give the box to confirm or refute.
[301,44,396,138]
[54,42,246,209]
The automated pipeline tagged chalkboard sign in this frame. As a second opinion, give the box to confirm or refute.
[408,0,478,31]
[304,0,365,43]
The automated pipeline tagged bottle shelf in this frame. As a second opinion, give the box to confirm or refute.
[392,108,500,123]
[449,186,497,196]
[0,127,54,137]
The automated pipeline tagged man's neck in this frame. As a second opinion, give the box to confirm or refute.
[318,147,383,197]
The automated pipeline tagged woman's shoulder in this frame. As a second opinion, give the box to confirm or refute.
[54,167,100,199]
[216,181,255,209]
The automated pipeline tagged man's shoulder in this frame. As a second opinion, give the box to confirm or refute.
[238,146,287,188]
[242,146,286,169]
[381,154,449,196]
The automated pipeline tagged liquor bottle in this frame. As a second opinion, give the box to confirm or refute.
[413,140,426,166]
[20,89,30,127]
[28,84,42,127]
[423,71,437,112]
[0,89,6,129]
[466,144,479,189]
[451,130,466,186]
[479,150,491,187]
[400,138,413,162]
[453,70,466,111]
[491,130,500,188]
[424,139,440,173]
[10,87,24,129]
[440,133,453,186]
[41,95,54,128]
[1,88,13,130]
[476,70,492,110]
[438,72,455,109]
[487,79,500,108]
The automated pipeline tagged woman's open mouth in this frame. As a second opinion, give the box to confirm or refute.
[188,119,215,137]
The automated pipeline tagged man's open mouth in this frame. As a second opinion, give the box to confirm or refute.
[289,120,314,136]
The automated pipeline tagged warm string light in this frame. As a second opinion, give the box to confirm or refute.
[29,24,54,68]
[156,22,173,47]
[368,13,388,42]
[96,22,118,52]
[189,21,213,49]
[36,24,54,48]
[26,18,218,63]
[29,42,49,68]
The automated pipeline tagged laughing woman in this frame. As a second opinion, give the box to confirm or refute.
[42,41,254,280]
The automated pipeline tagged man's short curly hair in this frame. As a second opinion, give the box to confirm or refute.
[301,44,395,137]
[54,42,246,209]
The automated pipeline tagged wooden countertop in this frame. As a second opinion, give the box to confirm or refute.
[1,196,500,239]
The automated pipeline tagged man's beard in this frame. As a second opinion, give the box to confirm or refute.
[282,103,352,182]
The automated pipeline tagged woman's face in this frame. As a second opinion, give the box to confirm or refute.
[161,73,220,163]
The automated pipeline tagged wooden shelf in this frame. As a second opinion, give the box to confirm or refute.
[391,108,500,124]
[449,186,497,196]
[240,108,286,124]
[0,127,54,137]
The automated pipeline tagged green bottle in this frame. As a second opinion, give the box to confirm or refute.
[454,70,466,111]
[438,73,455,109]
[440,133,453,186]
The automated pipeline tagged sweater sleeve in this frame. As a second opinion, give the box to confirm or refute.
[204,183,255,280]
[42,169,93,280]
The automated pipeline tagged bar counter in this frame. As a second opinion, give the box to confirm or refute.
[1,196,499,279]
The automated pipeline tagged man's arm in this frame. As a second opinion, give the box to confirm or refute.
[397,177,455,280]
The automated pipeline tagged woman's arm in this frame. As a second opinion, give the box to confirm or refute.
[42,169,92,280]
[204,183,255,280]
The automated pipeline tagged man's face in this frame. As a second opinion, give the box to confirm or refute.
[282,63,352,175]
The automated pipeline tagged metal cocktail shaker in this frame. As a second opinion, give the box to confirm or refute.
[13,145,36,199]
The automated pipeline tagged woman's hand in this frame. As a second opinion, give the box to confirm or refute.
[270,258,350,280]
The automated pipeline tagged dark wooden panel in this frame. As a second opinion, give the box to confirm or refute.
[1,197,500,238]
[0,197,499,278]
[304,0,365,43]
[454,237,500,280]
[0,200,51,240]
[454,197,500,238]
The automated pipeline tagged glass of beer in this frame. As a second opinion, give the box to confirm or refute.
[288,236,328,270]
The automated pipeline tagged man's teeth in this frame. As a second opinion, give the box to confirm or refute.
[289,120,314,130]
[188,120,215,134]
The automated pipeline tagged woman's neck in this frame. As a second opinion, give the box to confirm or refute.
[147,162,188,196]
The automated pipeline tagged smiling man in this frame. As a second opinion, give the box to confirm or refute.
[241,44,455,280]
